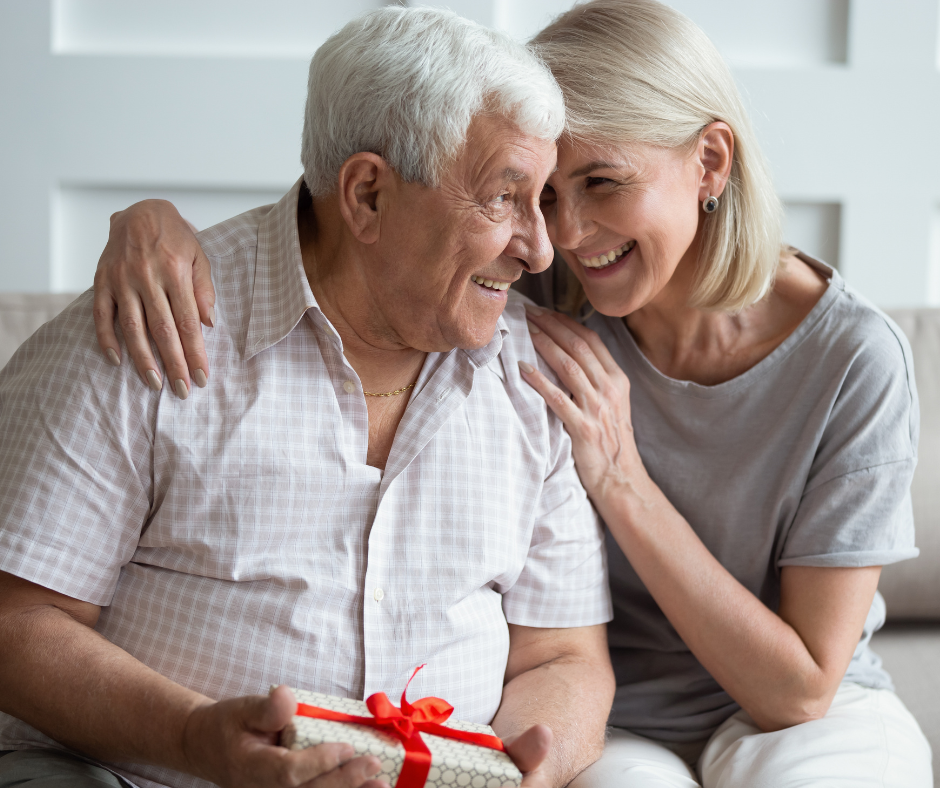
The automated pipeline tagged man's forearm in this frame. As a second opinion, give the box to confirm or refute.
[491,625,614,788]
[0,590,208,772]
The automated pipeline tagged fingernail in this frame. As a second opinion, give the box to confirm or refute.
[105,348,120,366]
[174,379,189,400]
[207,307,216,328]
[519,360,535,374]
[146,370,162,391]
[524,303,546,316]
[193,368,208,388]
[526,320,541,334]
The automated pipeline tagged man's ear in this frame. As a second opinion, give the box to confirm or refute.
[696,122,734,202]
[336,152,393,244]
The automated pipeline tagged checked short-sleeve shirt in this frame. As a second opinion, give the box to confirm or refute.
[0,179,611,788]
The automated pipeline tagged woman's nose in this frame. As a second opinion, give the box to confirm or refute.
[551,195,592,252]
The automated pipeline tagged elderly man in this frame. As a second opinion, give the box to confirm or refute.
[0,8,614,788]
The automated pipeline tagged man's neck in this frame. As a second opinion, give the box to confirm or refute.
[296,187,426,394]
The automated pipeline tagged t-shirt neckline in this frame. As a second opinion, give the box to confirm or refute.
[606,251,844,399]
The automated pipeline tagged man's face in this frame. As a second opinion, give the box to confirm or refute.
[370,115,557,352]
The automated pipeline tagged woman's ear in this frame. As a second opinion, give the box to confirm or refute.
[697,122,734,202]
[336,152,393,244]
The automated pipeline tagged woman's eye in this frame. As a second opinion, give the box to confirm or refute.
[539,186,557,205]
[586,177,612,187]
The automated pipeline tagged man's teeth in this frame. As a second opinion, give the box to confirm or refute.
[577,240,636,269]
[471,276,510,291]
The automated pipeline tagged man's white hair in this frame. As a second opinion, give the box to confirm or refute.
[301,6,565,197]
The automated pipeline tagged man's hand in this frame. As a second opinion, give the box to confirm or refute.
[504,724,553,788]
[181,686,388,788]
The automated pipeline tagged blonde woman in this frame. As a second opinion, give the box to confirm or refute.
[89,1,931,785]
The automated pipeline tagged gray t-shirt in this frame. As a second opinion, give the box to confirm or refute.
[517,253,919,744]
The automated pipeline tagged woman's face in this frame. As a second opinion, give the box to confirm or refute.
[540,138,707,317]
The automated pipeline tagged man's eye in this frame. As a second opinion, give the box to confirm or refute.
[586,177,612,187]
[492,194,509,204]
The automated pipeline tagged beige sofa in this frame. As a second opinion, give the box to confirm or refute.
[1,293,937,774]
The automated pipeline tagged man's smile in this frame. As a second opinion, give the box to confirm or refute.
[471,275,512,291]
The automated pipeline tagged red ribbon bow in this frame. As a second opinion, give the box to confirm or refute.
[295,665,508,788]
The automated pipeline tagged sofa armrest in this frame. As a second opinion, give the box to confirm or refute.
[881,309,940,620]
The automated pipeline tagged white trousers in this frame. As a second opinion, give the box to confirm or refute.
[569,684,933,787]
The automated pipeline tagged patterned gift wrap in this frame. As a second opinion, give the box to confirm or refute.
[281,689,522,788]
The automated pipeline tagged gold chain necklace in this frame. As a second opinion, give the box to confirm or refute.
[363,382,415,398]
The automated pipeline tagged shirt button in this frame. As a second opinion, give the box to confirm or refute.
[342,380,356,394]
[373,587,385,602]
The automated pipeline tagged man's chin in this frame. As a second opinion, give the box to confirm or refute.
[401,304,503,353]
[426,319,501,353]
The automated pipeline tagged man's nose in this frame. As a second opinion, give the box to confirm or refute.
[511,201,554,275]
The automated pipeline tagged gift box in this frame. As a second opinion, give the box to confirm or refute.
[280,669,523,788]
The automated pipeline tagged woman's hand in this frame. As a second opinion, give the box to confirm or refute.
[93,199,216,399]
[519,303,649,510]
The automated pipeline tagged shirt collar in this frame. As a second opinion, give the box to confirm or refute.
[244,177,511,366]
[245,178,318,360]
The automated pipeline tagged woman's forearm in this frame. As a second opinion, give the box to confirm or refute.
[599,481,878,731]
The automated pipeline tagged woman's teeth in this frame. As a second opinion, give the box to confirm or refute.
[471,276,510,291]
[577,240,636,269]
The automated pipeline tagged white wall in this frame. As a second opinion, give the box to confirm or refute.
[1,0,939,307]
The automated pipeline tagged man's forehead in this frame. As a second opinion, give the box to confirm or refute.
[468,137,556,181]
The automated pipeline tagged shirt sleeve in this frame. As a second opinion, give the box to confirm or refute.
[779,310,920,568]
[0,292,156,605]
[499,299,613,627]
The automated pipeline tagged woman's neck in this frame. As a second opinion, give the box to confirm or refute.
[624,252,828,386]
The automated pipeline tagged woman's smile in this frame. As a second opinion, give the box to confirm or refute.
[577,240,637,269]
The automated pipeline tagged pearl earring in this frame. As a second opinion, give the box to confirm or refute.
[703,195,719,213]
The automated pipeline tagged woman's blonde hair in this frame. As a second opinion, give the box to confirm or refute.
[531,0,784,313]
